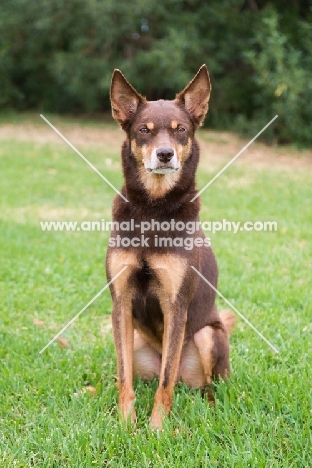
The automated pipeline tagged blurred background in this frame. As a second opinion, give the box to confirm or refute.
[0,0,312,145]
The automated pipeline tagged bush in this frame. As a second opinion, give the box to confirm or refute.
[0,0,311,145]
[243,8,312,145]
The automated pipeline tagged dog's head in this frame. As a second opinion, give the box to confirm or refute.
[110,65,211,197]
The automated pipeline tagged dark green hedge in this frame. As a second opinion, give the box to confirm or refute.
[1,0,312,144]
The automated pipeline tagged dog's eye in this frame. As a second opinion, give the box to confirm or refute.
[177,126,186,133]
[139,127,151,134]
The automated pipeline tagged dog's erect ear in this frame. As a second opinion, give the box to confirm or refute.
[175,64,211,127]
[110,69,145,128]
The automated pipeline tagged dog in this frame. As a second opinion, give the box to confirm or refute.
[106,64,235,430]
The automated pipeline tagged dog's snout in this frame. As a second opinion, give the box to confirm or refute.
[156,147,174,163]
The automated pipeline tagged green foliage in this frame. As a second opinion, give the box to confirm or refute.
[0,0,311,144]
[243,8,312,145]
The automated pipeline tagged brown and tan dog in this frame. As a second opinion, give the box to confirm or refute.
[106,65,235,430]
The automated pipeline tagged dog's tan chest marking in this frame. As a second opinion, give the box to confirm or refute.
[109,251,186,303]
[147,253,187,303]
[108,250,139,299]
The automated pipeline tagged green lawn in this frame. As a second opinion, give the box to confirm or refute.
[1,114,311,467]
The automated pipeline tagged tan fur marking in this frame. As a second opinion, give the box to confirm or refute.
[118,383,136,422]
[150,393,169,431]
[131,139,147,165]
[150,314,185,430]
[141,145,151,164]
[171,120,178,129]
[176,137,192,163]
[193,326,215,385]
[179,339,206,388]
[109,250,138,298]
[133,330,161,380]
[109,250,138,422]
[133,319,163,354]
[113,310,136,421]
[138,166,181,198]
[146,122,154,130]
[130,138,137,154]
[147,253,187,303]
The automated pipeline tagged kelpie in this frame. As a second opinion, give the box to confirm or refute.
[106,65,235,430]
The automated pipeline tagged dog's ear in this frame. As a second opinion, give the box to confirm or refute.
[110,70,145,128]
[175,64,211,127]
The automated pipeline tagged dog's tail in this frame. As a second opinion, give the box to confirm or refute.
[219,310,236,336]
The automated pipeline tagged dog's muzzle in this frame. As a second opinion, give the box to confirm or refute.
[145,147,180,174]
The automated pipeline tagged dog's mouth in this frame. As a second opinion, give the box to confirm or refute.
[146,166,180,174]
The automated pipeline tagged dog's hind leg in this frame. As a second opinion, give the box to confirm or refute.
[192,326,227,405]
[179,339,206,388]
[133,330,161,381]
[192,311,235,399]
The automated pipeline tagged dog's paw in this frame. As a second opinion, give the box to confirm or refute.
[150,404,167,431]
[119,395,137,425]
[150,414,163,431]
[119,408,137,427]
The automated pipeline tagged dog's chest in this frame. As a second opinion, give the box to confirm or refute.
[108,249,187,340]
[108,250,187,301]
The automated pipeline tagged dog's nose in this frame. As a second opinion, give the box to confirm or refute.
[156,147,174,163]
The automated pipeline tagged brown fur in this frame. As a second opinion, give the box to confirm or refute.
[106,64,235,430]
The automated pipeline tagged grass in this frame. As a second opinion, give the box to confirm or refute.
[0,113,311,467]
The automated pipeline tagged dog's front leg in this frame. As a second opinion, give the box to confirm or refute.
[150,303,187,431]
[112,298,136,423]
[108,253,138,423]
